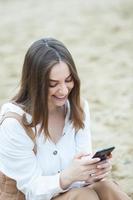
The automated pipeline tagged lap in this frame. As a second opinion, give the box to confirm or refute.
[53,180,131,200]
[53,187,99,200]
[88,179,131,200]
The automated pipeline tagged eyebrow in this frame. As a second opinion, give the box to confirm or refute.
[49,74,72,82]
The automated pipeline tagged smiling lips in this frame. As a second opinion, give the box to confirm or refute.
[53,95,67,101]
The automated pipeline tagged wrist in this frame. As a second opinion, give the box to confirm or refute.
[59,171,73,190]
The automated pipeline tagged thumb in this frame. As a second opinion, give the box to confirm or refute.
[74,152,90,159]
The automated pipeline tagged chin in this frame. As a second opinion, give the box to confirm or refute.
[54,99,67,107]
[55,101,66,107]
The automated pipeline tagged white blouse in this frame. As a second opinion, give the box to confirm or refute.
[0,100,92,200]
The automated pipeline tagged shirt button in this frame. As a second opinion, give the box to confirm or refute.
[53,150,58,155]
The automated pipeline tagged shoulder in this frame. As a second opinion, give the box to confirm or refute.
[0,102,32,123]
[0,102,23,130]
[0,117,30,139]
[1,116,23,130]
[0,102,23,115]
[0,102,33,144]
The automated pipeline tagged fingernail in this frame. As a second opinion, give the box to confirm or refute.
[96,158,101,161]
[97,165,101,168]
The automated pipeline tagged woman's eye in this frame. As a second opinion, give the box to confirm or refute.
[49,83,58,88]
[65,77,73,83]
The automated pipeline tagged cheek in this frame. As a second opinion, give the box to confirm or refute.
[48,88,56,96]
[68,81,74,91]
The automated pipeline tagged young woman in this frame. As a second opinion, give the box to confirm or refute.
[0,38,131,200]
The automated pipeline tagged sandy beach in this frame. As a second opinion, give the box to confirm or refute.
[0,0,133,198]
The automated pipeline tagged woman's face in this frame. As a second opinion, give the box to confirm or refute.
[48,61,74,110]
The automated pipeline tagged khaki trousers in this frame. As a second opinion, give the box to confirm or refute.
[53,180,131,200]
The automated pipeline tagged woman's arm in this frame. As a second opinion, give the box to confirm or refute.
[0,118,65,200]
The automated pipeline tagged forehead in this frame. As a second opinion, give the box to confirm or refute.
[49,61,71,80]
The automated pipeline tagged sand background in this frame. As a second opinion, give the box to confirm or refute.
[0,0,133,198]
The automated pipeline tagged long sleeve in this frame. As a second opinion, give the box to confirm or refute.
[75,100,92,155]
[0,118,64,200]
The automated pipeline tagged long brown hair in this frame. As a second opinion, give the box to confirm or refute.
[12,38,84,137]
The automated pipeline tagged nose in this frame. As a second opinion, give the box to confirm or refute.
[58,83,68,96]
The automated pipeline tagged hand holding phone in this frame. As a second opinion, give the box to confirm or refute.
[92,146,115,161]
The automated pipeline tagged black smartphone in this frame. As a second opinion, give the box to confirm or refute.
[92,146,115,161]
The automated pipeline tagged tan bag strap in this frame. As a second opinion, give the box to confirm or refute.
[0,111,37,154]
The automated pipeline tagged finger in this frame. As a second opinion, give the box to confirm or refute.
[94,172,109,181]
[88,169,97,177]
[83,158,101,165]
[74,152,90,159]
[107,153,112,159]
[98,159,109,165]
[94,168,110,176]
[97,165,111,173]
[96,161,111,169]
